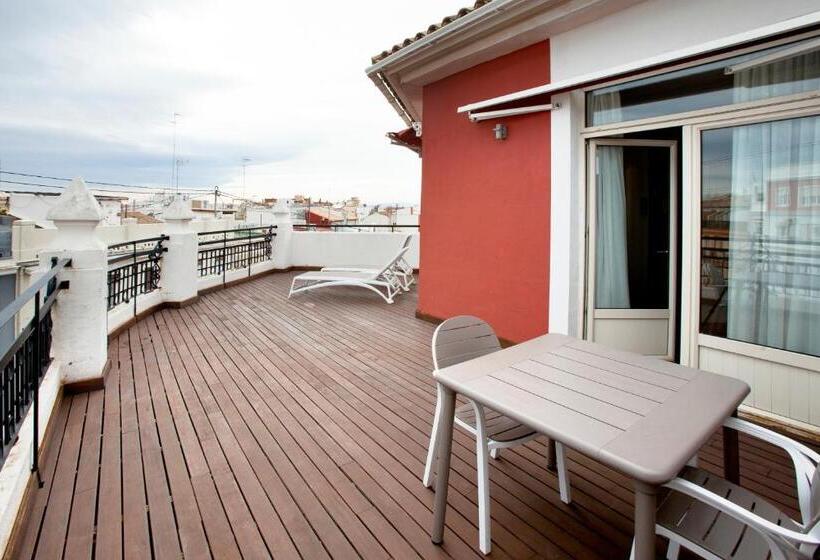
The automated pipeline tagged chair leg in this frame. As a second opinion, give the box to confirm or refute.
[555,442,572,504]
[472,401,492,554]
[423,385,444,488]
[666,540,680,560]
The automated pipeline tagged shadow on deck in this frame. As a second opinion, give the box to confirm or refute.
[6,272,805,559]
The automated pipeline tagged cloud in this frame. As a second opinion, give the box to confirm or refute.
[0,0,468,203]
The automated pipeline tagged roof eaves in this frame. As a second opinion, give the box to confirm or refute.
[370,1,493,66]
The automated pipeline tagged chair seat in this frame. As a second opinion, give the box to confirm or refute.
[657,467,802,560]
[455,403,536,443]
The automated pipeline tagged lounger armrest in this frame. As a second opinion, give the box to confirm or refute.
[664,478,818,550]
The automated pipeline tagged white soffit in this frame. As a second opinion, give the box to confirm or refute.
[457,10,820,113]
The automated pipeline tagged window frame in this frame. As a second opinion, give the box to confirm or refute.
[581,28,820,136]
[689,104,820,372]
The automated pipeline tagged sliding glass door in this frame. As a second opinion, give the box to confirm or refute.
[699,113,820,358]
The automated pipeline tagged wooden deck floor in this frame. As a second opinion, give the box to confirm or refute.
[6,271,807,560]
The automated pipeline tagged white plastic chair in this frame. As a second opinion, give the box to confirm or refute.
[424,315,571,554]
[632,417,820,560]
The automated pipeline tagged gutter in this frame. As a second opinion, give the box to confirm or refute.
[365,0,529,77]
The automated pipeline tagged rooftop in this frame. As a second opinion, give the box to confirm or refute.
[8,271,806,559]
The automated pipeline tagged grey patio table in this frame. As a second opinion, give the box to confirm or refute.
[430,333,750,559]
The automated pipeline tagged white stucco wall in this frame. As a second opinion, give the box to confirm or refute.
[290,232,419,269]
[549,0,820,82]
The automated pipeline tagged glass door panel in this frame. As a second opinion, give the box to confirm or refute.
[700,113,820,358]
[587,139,677,359]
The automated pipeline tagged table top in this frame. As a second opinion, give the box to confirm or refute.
[434,333,750,484]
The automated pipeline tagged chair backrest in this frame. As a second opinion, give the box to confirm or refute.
[432,315,501,370]
[375,246,410,278]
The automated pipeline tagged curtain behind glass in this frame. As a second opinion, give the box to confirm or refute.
[726,55,820,355]
[595,145,631,308]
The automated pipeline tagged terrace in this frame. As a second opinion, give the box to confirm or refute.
[4,272,806,560]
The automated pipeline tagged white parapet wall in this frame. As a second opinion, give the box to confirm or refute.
[291,231,419,269]
[0,361,61,554]
[12,217,240,263]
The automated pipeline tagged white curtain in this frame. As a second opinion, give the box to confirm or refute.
[592,91,631,308]
[595,145,631,308]
[726,50,820,356]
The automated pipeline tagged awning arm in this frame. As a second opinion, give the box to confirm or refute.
[468,103,556,122]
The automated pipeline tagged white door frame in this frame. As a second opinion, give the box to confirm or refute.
[585,138,678,360]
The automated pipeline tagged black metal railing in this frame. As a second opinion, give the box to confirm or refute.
[293,224,419,232]
[0,257,71,478]
[107,236,168,313]
[197,226,276,284]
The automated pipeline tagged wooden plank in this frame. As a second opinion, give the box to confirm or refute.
[130,321,183,559]
[119,330,152,559]
[34,393,88,560]
[95,335,125,560]
[63,389,104,559]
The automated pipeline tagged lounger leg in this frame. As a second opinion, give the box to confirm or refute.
[489,447,500,460]
[554,442,571,504]
[472,401,492,555]
[423,385,444,488]
[666,540,680,560]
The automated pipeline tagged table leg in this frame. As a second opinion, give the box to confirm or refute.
[723,409,740,484]
[431,383,456,545]
[633,481,657,560]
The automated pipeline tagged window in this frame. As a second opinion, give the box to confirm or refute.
[799,185,820,207]
[587,36,820,126]
[776,186,790,208]
[700,114,820,358]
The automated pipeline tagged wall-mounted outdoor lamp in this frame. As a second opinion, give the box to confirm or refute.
[493,123,507,140]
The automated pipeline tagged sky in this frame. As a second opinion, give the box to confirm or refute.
[0,0,468,204]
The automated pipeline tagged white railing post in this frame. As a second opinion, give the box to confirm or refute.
[160,196,198,305]
[11,220,36,262]
[41,178,108,390]
[272,199,293,270]
[121,217,139,241]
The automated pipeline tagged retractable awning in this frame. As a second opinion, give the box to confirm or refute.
[456,11,820,116]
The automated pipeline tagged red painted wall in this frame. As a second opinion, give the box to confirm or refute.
[419,41,551,343]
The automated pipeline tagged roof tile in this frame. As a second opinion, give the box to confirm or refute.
[371,0,493,64]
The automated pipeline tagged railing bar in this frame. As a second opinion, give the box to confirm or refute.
[0,258,71,329]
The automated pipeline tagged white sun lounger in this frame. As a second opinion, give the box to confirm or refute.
[288,246,409,303]
[320,234,415,290]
